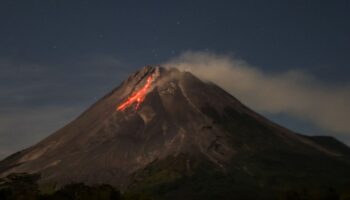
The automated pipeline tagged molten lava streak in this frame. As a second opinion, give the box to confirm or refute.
[117,75,154,111]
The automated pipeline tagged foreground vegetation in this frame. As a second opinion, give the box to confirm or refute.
[0,172,348,200]
[0,173,124,200]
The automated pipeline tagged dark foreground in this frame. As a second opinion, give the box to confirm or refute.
[0,173,348,200]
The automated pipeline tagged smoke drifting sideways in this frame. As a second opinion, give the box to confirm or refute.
[163,51,350,138]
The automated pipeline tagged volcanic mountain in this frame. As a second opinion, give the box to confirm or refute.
[1,66,350,199]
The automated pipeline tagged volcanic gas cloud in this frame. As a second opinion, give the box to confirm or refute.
[117,75,154,111]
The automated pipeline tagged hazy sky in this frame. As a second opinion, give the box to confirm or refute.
[0,0,349,159]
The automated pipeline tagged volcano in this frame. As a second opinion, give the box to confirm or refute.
[1,66,350,199]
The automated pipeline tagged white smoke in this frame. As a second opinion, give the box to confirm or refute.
[163,51,350,136]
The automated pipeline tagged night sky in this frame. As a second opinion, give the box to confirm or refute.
[0,0,349,158]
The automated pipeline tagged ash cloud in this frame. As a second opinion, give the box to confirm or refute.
[164,51,350,139]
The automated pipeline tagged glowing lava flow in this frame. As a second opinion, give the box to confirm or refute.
[117,75,154,111]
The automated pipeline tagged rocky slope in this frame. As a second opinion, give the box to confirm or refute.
[0,66,349,199]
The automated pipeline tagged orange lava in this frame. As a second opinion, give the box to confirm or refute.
[117,75,154,111]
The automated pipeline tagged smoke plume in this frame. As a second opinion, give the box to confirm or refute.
[164,51,350,135]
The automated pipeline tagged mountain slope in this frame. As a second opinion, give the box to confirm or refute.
[0,66,349,199]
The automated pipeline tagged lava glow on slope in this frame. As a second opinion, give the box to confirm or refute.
[117,75,154,111]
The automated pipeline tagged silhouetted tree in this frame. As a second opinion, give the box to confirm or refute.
[43,183,121,200]
[0,173,40,200]
[0,173,121,200]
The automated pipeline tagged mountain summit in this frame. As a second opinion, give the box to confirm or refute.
[1,66,350,199]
